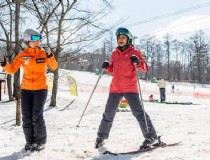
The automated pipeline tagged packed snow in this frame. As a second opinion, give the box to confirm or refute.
[0,69,210,160]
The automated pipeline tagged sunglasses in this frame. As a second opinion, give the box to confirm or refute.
[116,28,129,36]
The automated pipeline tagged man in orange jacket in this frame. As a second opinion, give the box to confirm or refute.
[0,28,58,151]
[95,27,158,149]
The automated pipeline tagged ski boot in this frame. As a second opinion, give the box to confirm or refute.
[30,143,45,151]
[95,137,104,148]
[24,142,32,151]
[140,136,164,149]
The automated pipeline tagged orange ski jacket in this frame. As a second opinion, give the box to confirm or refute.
[3,47,58,90]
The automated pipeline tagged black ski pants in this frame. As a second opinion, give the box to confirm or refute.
[21,89,47,144]
[97,93,157,139]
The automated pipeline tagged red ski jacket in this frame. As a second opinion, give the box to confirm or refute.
[106,45,148,93]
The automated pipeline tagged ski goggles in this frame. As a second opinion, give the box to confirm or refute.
[24,34,42,41]
[30,34,42,41]
[115,28,130,36]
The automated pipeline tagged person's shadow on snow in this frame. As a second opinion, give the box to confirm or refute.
[0,150,32,160]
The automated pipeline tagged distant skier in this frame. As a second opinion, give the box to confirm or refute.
[0,29,58,151]
[157,77,167,102]
[171,84,175,93]
[148,94,154,102]
[193,84,196,91]
[95,27,158,149]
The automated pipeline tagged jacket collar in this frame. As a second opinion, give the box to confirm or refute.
[116,44,134,54]
[23,47,42,56]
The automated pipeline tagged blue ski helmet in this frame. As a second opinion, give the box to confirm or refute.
[116,27,133,45]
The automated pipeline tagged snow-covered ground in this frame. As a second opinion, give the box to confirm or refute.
[0,69,210,160]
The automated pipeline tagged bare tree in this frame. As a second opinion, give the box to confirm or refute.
[13,0,21,126]
[138,35,157,80]
[0,0,24,125]
[155,42,164,78]
[205,41,210,82]
[179,42,188,81]
[0,0,15,101]
[171,39,182,81]
[22,0,113,106]
[163,34,172,80]
[188,31,208,82]
[49,0,78,107]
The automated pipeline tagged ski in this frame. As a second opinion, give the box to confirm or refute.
[103,142,181,156]
[143,100,166,104]
[117,108,131,112]
[165,102,200,105]
[144,100,199,105]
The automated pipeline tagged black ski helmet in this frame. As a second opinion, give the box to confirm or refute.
[116,27,133,45]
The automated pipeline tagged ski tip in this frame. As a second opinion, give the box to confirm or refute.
[103,151,118,156]
[103,151,109,154]
[167,141,182,146]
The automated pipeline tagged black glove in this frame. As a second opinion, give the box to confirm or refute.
[43,46,53,58]
[130,55,140,65]
[102,60,109,69]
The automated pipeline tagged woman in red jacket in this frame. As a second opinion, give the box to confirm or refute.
[0,29,58,152]
[95,27,158,149]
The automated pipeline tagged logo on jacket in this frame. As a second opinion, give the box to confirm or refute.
[24,59,29,65]
[36,58,45,63]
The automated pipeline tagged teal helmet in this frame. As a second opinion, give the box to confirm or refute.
[116,27,133,45]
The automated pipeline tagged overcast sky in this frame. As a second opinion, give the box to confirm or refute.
[84,0,210,41]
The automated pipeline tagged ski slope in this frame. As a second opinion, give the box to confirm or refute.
[0,69,210,160]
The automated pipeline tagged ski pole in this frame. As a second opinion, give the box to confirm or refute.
[76,69,105,129]
[134,64,149,133]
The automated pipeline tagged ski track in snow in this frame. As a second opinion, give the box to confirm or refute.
[0,69,210,160]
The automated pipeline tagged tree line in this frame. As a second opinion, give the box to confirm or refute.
[137,31,210,83]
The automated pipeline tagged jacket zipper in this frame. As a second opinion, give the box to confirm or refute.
[31,49,36,90]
